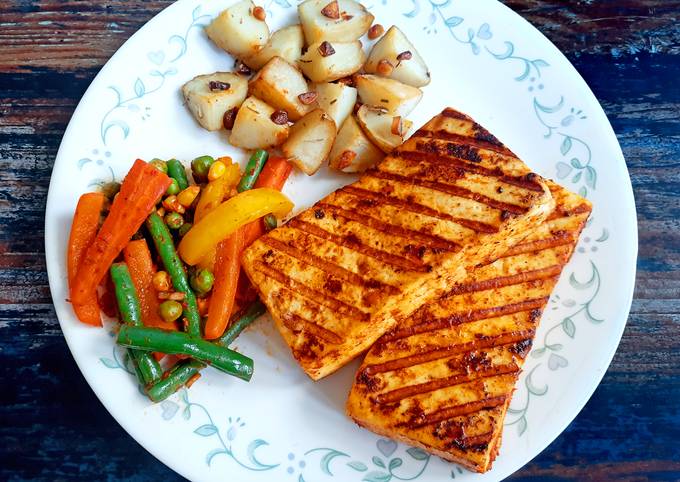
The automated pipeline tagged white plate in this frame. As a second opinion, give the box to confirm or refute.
[45,0,637,480]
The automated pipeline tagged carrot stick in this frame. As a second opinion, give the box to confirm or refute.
[204,230,243,340]
[67,192,106,325]
[254,156,293,191]
[70,159,171,325]
[68,192,105,286]
[123,239,176,330]
[205,157,292,338]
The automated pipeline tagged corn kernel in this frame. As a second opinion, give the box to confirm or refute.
[152,271,171,292]
[208,160,227,182]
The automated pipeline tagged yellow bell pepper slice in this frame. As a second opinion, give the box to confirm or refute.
[194,160,240,222]
[193,161,240,271]
[179,188,293,266]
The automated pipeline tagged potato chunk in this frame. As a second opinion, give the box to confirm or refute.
[249,57,314,121]
[329,115,384,173]
[205,0,269,59]
[182,73,248,131]
[355,74,422,117]
[356,105,412,153]
[364,26,431,87]
[230,96,289,149]
[282,109,336,175]
[314,82,357,130]
[244,25,305,70]
[298,41,365,82]
[298,0,374,44]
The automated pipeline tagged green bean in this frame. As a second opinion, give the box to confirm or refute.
[237,150,268,192]
[263,214,278,232]
[146,212,201,338]
[117,326,254,382]
[109,263,163,385]
[217,300,267,347]
[146,359,206,402]
[167,159,189,190]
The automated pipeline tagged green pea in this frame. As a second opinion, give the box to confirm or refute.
[191,155,215,183]
[164,212,184,230]
[190,269,215,294]
[166,178,180,196]
[159,300,183,323]
[150,159,168,174]
[178,222,193,237]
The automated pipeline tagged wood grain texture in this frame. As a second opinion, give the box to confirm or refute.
[0,1,678,481]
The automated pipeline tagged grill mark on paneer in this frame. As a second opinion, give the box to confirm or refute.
[362,330,535,375]
[316,202,460,252]
[281,312,343,344]
[261,236,399,295]
[395,148,545,193]
[406,395,510,428]
[252,261,370,321]
[412,129,514,157]
[379,298,548,343]
[346,163,592,474]
[341,185,499,234]
[499,231,577,258]
[443,265,564,297]
[288,219,429,272]
[368,169,529,215]
[374,363,520,404]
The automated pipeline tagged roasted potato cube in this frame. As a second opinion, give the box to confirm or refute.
[298,0,374,44]
[244,25,305,70]
[182,72,248,131]
[230,96,289,149]
[249,57,314,121]
[355,74,422,117]
[364,26,431,87]
[282,109,336,175]
[298,41,365,82]
[314,82,357,130]
[205,0,269,59]
[356,105,412,153]
[329,115,384,172]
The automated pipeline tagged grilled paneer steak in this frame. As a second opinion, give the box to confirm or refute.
[241,108,555,380]
[346,182,591,472]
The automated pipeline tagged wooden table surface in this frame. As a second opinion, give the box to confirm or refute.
[1,1,678,480]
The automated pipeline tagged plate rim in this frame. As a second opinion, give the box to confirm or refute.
[44,0,638,480]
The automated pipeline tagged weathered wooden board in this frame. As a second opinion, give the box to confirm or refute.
[0,1,678,480]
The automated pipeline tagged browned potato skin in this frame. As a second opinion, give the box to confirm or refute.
[329,115,384,173]
[356,105,413,153]
[249,57,316,121]
[298,41,366,83]
[355,74,423,117]
[364,26,431,87]
[243,25,305,71]
[182,72,248,131]
[205,0,270,59]
[298,0,374,44]
[282,109,336,175]
[230,96,289,150]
